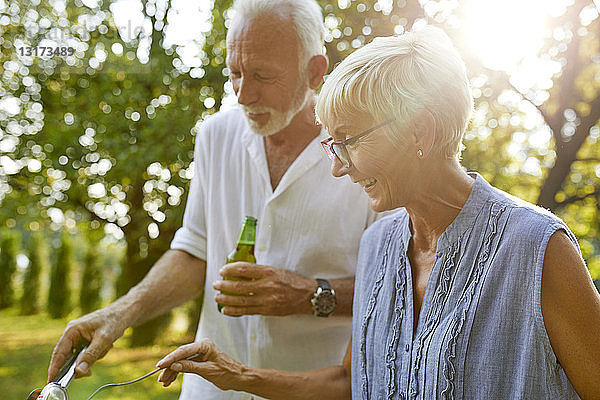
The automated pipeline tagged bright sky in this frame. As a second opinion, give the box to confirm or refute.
[110,0,212,66]
[55,0,600,153]
[16,0,592,164]
[461,0,560,71]
[106,0,592,89]
[4,0,597,235]
[458,0,596,107]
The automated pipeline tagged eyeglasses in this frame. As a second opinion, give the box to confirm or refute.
[321,118,395,168]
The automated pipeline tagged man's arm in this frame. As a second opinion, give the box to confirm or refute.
[213,262,354,316]
[157,337,353,399]
[541,230,600,400]
[47,249,206,381]
[124,249,207,323]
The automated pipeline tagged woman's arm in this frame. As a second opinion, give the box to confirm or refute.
[541,230,600,400]
[156,337,352,400]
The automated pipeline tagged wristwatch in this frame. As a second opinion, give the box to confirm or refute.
[311,278,337,317]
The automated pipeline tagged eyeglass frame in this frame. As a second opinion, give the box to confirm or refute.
[321,118,396,168]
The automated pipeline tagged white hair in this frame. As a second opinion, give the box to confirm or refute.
[230,0,325,64]
[316,26,473,160]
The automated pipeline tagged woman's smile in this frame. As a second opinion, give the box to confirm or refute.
[357,177,377,190]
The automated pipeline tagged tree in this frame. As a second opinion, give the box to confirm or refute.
[0,230,20,308]
[0,0,216,343]
[317,0,600,278]
[1,0,598,337]
[20,231,48,314]
[445,1,600,275]
[48,231,74,318]
[79,237,103,313]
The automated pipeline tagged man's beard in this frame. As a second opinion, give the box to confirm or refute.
[241,71,310,137]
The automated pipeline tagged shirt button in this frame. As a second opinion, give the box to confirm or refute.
[405,344,410,352]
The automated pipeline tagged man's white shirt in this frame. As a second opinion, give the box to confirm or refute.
[171,107,379,399]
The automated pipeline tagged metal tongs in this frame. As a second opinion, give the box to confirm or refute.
[26,342,88,400]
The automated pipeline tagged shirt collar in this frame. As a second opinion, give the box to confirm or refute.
[240,113,329,197]
[436,172,493,252]
[396,173,494,254]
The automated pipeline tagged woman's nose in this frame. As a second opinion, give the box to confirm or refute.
[330,156,350,178]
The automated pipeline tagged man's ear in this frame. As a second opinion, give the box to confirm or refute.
[307,54,328,90]
[412,109,436,158]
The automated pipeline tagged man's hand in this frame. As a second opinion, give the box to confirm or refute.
[47,307,127,382]
[46,250,206,383]
[157,339,246,391]
[213,262,316,316]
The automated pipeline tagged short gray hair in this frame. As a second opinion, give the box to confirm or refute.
[316,26,473,160]
[230,0,325,64]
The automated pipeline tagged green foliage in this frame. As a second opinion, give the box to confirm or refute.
[0,0,213,342]
[0,309,185,399]
[79,241,103,314]
[47,231,74,318]
[19,231,48,315]
[0,0,598,340]
[0,230,20,309]
[186,295,203,337]
[317,0,424,70]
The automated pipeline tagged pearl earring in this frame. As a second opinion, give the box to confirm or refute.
[417,149,424,158]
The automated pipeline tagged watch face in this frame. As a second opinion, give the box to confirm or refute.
[313,290,337,315]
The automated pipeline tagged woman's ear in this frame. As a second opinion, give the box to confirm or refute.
[412,109,436,158]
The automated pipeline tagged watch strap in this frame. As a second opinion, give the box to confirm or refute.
[316,278,332,291]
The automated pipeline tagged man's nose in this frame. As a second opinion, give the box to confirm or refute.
[331,156,350,178]
[235,77,259,105]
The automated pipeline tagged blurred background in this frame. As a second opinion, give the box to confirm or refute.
[1,0,599,398]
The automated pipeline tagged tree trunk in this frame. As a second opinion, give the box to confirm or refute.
[117,180,173,347]
[537,94,600,211]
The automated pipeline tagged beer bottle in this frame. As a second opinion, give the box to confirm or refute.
[218,216,257,313]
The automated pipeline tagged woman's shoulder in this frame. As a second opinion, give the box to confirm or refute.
[488,184,564,227]
[485,185,577,247]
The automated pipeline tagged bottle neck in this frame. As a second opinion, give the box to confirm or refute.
[237,223,256,246]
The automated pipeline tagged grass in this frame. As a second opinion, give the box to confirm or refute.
[0,308,194,400]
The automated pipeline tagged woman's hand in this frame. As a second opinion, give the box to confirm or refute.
[156,339,246,391]
[158,338,352,399]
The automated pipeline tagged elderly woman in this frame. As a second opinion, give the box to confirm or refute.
[157,26,600,399]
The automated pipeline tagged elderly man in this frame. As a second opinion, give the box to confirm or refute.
[46,0,378,399]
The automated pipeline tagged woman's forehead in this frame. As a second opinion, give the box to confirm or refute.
[327,111,374,131]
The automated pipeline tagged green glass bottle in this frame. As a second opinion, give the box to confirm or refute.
[218,216,257,314]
